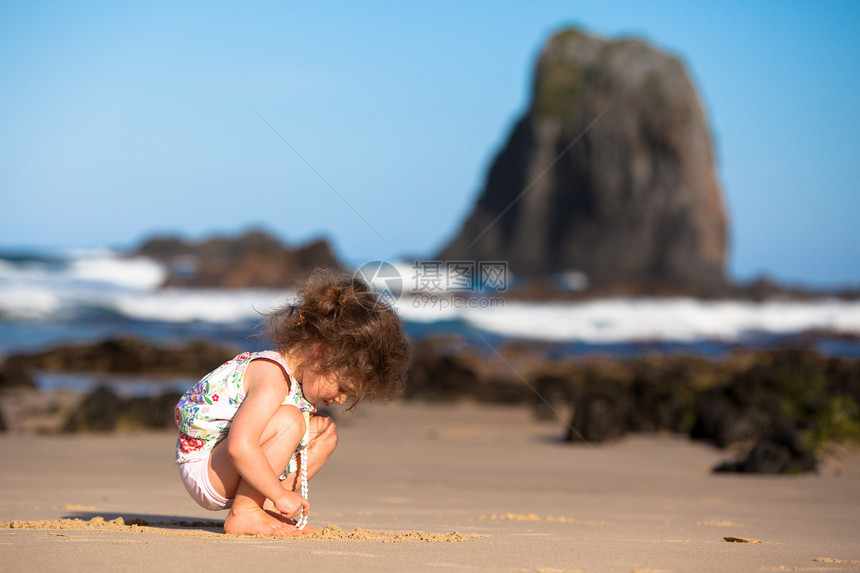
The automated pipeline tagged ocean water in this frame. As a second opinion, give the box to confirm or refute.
[1,249,860,361]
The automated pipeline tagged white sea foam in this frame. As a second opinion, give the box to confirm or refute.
[66,254,166,290]
[0,286,64,320]
[0,251,165,290]
[0,251,296,323]
[0,283,297,324]
[110,288,296,323]
[3,250,860,342]
[395,296,860,343]
[394,296,463,323]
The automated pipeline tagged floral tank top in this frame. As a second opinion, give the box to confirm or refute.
[174,351,316,474]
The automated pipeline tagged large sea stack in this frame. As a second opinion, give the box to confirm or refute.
[439,29,729,295]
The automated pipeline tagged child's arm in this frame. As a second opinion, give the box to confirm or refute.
[226,362,308,517]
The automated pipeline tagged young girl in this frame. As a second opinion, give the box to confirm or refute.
[174,270,411,536]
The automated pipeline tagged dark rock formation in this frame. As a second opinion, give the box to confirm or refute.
[713,425,817,474]
[4,337,238,380]
[405,336,532,403]
[439,28,729,295]
[134,229,343,288]
[7,332,859,474]
[0,356,36,390]
[567,379,634,443]
[0,338,236,433]
[121,391,184,430]
[404,337,859,473]
[63,386,182,433]
[63,386,121,432]
[565,357,706,444]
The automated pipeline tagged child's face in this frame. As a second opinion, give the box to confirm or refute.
[301,369,354,406]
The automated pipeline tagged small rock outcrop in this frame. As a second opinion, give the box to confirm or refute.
[4,337,238,379]
[713,426,817,475]
[134,229,343,288]
[63,387,182,433]
[439,28,729,294]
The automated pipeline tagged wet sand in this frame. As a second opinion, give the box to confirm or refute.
[1,401,859,572]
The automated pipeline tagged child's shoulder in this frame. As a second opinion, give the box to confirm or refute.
[243,352,292,394]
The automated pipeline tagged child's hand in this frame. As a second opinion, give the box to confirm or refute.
[273,490,309,520]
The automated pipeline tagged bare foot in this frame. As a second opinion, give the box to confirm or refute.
[224,506,304,537]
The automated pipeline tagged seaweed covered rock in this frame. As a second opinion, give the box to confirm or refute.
[405,339,481,401]
[0,356,36,390]
[63,387,121,432]
[63,387,182,433]
[549,348,859,474]
[6,337,237,378]
[627,363,698,434]
[121,392,183,430]
[404,337,531,403]
[714,426,817,474]
[567,379,634,443]
[691,388,767,448]
[692,350,860,453]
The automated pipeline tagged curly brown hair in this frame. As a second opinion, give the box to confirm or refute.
[267,268,411,408]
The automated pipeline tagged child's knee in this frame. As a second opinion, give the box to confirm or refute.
[270,405,306,438]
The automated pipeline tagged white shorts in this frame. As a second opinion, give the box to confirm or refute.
[178,459,233,511]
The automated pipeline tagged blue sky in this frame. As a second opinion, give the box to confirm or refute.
[1,1,858,288]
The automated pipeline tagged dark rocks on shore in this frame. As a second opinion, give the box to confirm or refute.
[404,336,536,404]
[63,386,121,432]
[567,379,633,443]
[133,228,343,288]
[571,350,859,474]
[3,334,858,474]
[406,339,860,474]
[713,425,817,475]
[691,349,860,453]
[63,387,182,433]
[0,337,238,384]
[0,337,237,432]
[0,357,36,389]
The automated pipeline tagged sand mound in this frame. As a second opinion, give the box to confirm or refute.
[298,525,481,542]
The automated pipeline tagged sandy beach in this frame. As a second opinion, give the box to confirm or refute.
[2,401,859,572]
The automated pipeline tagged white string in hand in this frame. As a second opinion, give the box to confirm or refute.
[295,446,309,530]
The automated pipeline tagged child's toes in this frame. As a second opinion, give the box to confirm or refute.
[272,523,303,537]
